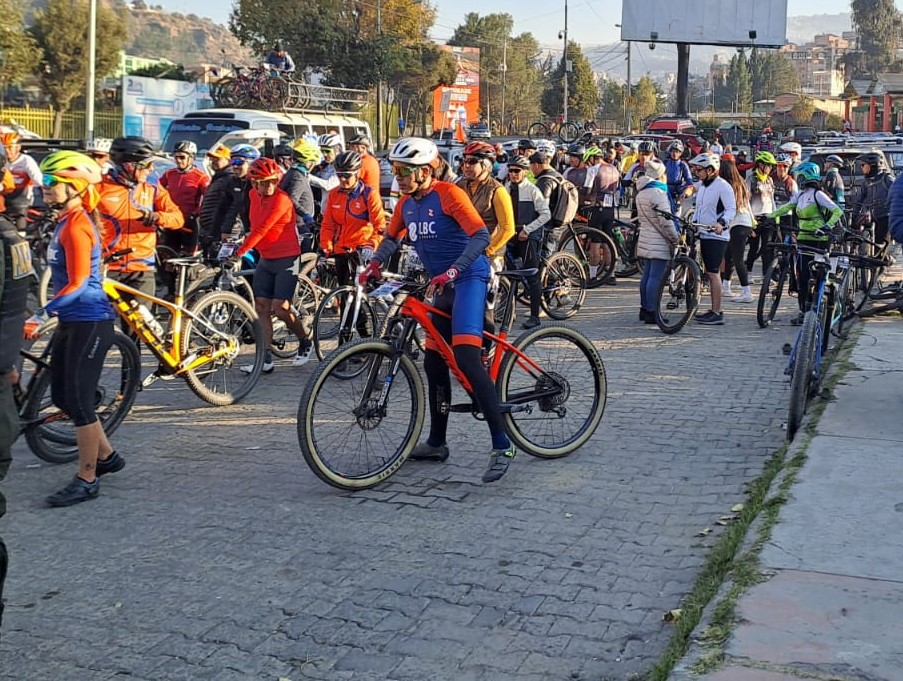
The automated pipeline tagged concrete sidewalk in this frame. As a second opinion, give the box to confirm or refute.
[673,316,903,681]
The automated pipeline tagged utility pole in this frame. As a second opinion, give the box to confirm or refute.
[625,40,632,132]
[562,0,569,124]
[86,0,97,141]
[500,39,507,135]
[376,0,383,149]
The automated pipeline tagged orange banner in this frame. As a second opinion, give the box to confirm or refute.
[432,45,481,133]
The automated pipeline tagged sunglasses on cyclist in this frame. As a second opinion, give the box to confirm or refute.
[336,171,356,179]
[131,159,154,170]
[88,152,108,160]
[463,156,485,165]
[507,168,525,174]
[252,178,278,186]
[391,164,420,178]
[173,154,189,161]
[42,175,66,188]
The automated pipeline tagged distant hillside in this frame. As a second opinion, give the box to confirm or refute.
[786,13,852,45]
[23,1,255,69]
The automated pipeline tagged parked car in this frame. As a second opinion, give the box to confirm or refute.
[467,122,490,139]
[645,116,697,135]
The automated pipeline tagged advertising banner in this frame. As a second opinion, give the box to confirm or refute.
[122,76,214,144]
[432,46,481,132]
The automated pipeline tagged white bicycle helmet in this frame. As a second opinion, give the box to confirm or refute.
[318,133,342,150]
[778,141,802,155]
[535,139,556,157]
[388,137,438,166]
[86,137,112,153]
[688,153,720,171]
[174,140,198,156]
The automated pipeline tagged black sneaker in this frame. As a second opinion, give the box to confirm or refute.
[409,441,450,462]
[790,311,805,326]
[96,451,125,477]
[482,445,516,483]
[46,477,100,508]
[601,276,617,286]
[521,316,541,329]
[697,311,724,325]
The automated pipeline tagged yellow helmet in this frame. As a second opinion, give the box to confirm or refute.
[291,139,321,165]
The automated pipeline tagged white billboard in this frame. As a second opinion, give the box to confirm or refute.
[122,75,214,144]
[620,0,788,48]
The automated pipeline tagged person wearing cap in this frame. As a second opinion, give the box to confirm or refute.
[634,157,679,323]
[0,132,42,232]
[264,41,295,74]
[198,142,239,254]
[348,134,381,196]
[505,155,551,329]
[159,140,209,256]
[822,154,845,208]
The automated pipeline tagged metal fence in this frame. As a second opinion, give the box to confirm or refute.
[0,107,122,139]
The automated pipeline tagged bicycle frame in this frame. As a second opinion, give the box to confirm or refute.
[102,268,237,376]
[786,254,831,382]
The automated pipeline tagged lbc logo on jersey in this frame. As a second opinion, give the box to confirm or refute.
[406,221,437,243]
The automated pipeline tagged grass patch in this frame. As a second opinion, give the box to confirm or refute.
[645,324,861,681]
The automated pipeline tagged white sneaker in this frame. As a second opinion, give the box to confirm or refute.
[588,265,599,279]
[292,345,314,367]
[241,361,274,374]
[732,291,754,303]
[721,282,732,296]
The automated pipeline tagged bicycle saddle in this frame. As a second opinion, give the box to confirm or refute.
[499,268,539,278]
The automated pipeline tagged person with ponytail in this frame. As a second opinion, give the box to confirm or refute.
[23,151,123,507]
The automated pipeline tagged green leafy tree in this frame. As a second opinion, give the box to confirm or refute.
[129,62,196,81]
[730,51,753,112]
[541,40,598,121]
[749,49,798,102]
[843,0,903,78]
[598,78,624,120]
[29,0,128,136]
[632,74,661,126]
[0,0,40,100]
[790,96,815,124]
[385,42,457,137]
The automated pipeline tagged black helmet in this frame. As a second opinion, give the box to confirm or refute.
[273,143,294,158]
[110,136,157,165]
[334,150,362,172]
[348,134,371,148]
[825,154,844,166]
[566,143,585,157]
[507,156,530,170]
[274,41,284,51]
[856,152,883,175]
[517,138,536,150]
[638,140,656,153]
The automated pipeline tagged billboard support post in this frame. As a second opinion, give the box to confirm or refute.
[562,0,569,124]
[676,43,690,116]
[86,0,97,142]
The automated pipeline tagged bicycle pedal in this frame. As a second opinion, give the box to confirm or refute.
[141,373,160,388]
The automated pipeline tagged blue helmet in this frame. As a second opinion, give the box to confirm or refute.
[230,144,261,166]
[793,161,821,185]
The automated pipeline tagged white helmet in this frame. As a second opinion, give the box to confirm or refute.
[779,141,802,155]
[535,139,556,156]
[86,137,112,153]
[388,137,438,166]
[688,153,720,170]
[318,133,342,150]
[174,140,198,156]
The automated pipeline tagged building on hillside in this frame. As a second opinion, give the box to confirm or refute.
[842,74,903,133]
[769,91,845,129]
[779,34,849,98]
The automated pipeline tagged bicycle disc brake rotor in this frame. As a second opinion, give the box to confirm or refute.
[536,371,569,412]
[354,397,383,430]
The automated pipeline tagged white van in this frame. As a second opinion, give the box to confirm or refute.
[160,108,371,155]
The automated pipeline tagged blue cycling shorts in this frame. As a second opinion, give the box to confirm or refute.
[427,270,489,350]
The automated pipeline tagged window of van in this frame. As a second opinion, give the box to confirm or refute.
[162,119,249,153]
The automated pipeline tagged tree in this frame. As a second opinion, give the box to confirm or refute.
[598,78,624,120]
[751,50,798,101]
[790,96,815,124]
[541,40,598,121]
[0,0,40,100]
[632,75,662,126]
[843,0,903,78]
[29,0,128,136]
[129,63,196,81]
[729,52,752,112]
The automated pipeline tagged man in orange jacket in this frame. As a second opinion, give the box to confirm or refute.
[98,136,184,302]
[348,134,382,197]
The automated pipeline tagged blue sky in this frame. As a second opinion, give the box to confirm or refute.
[158,0,859,47]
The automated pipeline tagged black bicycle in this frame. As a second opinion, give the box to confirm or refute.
[558,208,640,286]
[651,209,704,334]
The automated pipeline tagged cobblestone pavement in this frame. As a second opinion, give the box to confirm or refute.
[1,274,800,680]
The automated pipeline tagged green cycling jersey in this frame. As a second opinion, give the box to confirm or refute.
[769,186,842,242]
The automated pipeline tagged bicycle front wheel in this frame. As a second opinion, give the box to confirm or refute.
[497,325,606,458]
[271,275,319,359]
[23,330,141,464]
[540,252,587,320]
[655,255,701,334]
[527,122,549,138]
[757,258,787,328]
[787,310,818,441]
[313,287,378,360]
[298,339,425,489]
[558,122,579,143]
[557,227,617,287]
[182,291,264,406]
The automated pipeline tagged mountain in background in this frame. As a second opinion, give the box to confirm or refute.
[23,0,254,69]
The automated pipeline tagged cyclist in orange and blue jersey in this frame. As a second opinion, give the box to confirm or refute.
[24,151,123,508]
[359,137,516,483]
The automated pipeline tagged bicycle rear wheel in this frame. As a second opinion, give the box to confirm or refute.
[270,275,319,359]
[497,325,606,458]
[787,310,817,441]
[23,330,141,464]
[756,258,788,328]
[655,255,701,334]
[182,291,264,405]
[558,122,579,143]
[297,339,425,489]
[313,287,378,361]
[527,123,549,138]
[540,252,587,320]
[557,227,617,287]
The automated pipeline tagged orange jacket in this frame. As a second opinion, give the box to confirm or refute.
[0,168,16,213]
[319,182,385,254]
[98,175,185,272]
[359,152,381,197]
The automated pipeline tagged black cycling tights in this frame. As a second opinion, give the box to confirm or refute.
[424,347,509,451]
[51,321,114,427]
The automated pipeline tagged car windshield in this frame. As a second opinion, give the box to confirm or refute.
[161,119,249,154]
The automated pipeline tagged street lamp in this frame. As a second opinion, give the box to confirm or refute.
[560,0,568,124]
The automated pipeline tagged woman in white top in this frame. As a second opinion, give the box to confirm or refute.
[719,158,755,302]
[686,153,736,325]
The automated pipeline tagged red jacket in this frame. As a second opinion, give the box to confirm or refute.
[237,188,300,260]
[159,166,209,221]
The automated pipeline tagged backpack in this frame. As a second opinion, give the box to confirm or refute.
[549,175,579,225]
